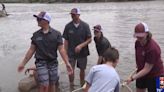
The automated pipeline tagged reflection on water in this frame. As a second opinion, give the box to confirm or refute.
[0,1,164,92]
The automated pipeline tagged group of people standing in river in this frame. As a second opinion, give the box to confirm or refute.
[17,8,164,92]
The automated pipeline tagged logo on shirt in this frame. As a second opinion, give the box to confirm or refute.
[36,37,43,41]
[69,30,74,34]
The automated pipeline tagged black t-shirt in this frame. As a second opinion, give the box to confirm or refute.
[31,27,63,60]
[63,20,91,58]
[94,36,111,56]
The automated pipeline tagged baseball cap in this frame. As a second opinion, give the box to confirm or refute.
[93,25,102,32]
[33,11,51,23]
[134,22,149,37]
[70,8,80,15]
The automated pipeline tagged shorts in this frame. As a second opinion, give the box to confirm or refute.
[136,77,157,92]
[69,57,87,70]
[35,59,59,86]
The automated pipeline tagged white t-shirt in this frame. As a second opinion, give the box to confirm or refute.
[73,23,80,28]
[85,64,120,92]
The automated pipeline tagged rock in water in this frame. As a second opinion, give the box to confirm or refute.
[18,76,37,92]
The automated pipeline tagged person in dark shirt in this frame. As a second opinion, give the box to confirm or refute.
[18,11,73,92]
[63,8,92,87]
[126,22,164,92]
[93,25,111,64]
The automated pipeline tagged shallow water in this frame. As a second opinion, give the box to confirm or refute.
[0,1,164,92]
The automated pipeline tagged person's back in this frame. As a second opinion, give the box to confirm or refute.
[86,64,120,92]
[85,47,120,92]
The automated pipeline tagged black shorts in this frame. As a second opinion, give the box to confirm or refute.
[136,77,157,92]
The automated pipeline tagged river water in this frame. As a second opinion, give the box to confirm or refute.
[0,1,164,92]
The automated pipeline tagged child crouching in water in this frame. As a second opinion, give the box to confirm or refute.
[84,47,120,92]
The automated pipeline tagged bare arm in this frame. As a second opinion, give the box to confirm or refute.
[129,63,153,83]
[64,40,68,53]
[132,62,154,80]
[75,37,92,53]
[83,83,90,92]
[58,44,73,75]
[18,44,36,72]
[126,63,153,84]
[58,44,69,65]
[124,69,137,84]
[79,37,91,48]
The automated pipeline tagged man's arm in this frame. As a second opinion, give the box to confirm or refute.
[18,44,36,72]
[132,62,153,80]
[80,37,92,48]
[126,63,153,84]
[75,37,92,53]
[58,44,73,75]
[64,40,68,54]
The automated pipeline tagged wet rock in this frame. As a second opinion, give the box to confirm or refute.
[18,76,37,92]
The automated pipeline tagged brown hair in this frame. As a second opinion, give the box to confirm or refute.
[146,31,152,42]
[102,47,119,63]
